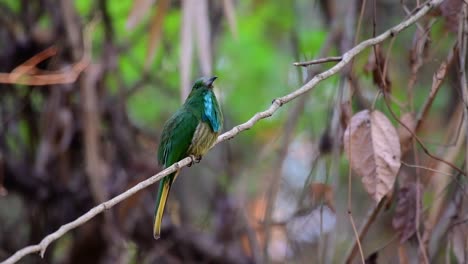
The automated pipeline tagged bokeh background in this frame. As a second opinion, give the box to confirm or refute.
[0,0,467,263]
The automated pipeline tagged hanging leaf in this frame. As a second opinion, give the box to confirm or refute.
[222,0,238,39]
[450,223,468,263]
[364,45,391,93]
[397,112,416,156]
[436,0,464,32]
[365,252,378,264]
[180,0,195,100]
[344,110,401,202]
[194,0,212,75]
[145,0,170,70]
[309,183,335,212]
[340,100,353,130]
[392,183,423,243]
[126,0,155,29]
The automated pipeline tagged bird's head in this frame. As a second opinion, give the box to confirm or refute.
[193,76,217,90]
[186,76,217,101]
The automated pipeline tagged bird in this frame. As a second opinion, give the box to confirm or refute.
[153,76,223,239]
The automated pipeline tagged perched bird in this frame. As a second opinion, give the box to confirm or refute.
[154,76,223,239]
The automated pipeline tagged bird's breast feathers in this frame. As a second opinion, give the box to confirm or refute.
[188,122,218,156]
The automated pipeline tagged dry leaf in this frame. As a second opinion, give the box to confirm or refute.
[223,0,238,39]
[450,223,468,263]
[437,0,464,32]
[392,183,423,243]
[126,0,155,29]
[318,128,332,155]
[309,183,335,212]
[180,0,212,100]
[344,110,401,202]
[145,0,170,70]
[398,112,416,155]
[242,197,289,262]
[365,252,378,264]
[194,0,212,75]
[340,100,353,130]
[180,0,194,100]
[364,45,391,93]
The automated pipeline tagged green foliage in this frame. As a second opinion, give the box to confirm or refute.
[3,0,20,13]
[72,0,331,142]
[216,3,297,138]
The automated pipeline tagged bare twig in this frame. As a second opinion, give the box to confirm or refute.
[262,25,340,263]
[416,44,457,131]
[345,0,364,263]
[293,56,342,67]
[0,49,89,85]
[1,1,444,263]
[0,9,96,86]
[345,198,388,263]
[9,46,57,79]
[458,2,468,175]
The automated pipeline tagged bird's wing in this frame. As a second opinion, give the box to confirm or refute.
[157,109,199,167]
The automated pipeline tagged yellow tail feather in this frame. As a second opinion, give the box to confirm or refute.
[154,180,170,239]
[154,171,179,239]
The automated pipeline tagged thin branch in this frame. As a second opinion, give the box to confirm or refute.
[416,43,457,131]
[263,25,340,263]
[0,1,444,263]
[0,22,93,86]
[293,56,342,67]
[458,1,468,175]
[0,53,89,85]
[9,46,57,78]
[402,161,458,177]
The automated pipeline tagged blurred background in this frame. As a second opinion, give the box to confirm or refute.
[0,0,467,263]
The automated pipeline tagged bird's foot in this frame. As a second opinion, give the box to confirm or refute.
[188,155,202,167]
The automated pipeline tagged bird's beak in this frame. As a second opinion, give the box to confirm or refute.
[206,76,217,87]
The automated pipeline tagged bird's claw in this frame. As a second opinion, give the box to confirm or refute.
[188,155,202,167]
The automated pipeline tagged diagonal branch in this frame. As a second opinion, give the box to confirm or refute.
[0,1,444,263]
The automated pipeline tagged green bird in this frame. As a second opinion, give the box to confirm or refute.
[154,76,223,239]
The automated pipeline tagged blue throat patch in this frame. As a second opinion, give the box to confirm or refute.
[202,92,220,132]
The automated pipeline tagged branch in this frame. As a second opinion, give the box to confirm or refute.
[293,56,342,67]
[0,49,89,85]
[0,0,444,263]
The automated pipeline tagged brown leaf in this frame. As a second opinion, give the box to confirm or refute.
[126,0,155,29]
[392,182,423,243]
[436,0,464,32]
[451,223,468,263]
[398,112,416,155]
[318,128,332,154]
[340,100,353,130]
[364,45,391,93]
[365,252,378,264]
[344,110,401,202]
[309,183,335,212]
[145,0,170,69]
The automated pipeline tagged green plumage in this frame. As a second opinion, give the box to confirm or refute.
[154,76,223,239]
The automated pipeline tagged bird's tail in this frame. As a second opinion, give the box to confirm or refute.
[153,172,176,239]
